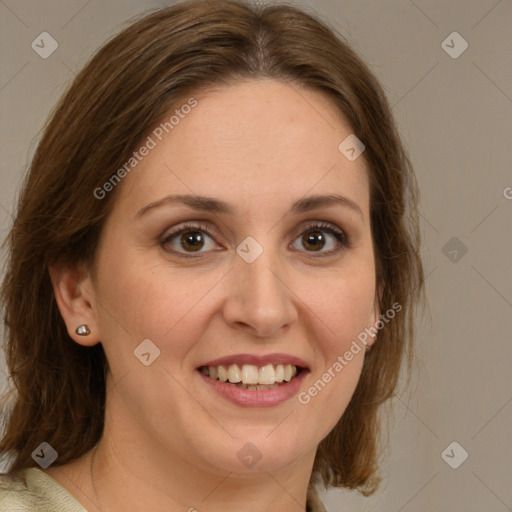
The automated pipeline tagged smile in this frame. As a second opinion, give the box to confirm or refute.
[199,363,301,390]
[196,354,309,408]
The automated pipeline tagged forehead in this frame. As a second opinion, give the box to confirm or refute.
[115,80,370,220]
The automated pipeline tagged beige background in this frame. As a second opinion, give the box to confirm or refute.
[1,1,511,511]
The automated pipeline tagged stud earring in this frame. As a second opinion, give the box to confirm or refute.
[76,324,91,336]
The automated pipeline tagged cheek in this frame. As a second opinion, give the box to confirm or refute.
[295,272,374,435]
[92,247,224,363]
[303,268,376,349]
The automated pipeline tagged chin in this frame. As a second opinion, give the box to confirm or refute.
[189,424,315,475]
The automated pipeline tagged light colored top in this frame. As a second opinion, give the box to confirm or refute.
[0,467,327,511]
[0,467,87,511]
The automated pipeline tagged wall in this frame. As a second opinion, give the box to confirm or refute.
[1,1,511,510]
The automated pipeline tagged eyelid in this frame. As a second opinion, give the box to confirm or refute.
[160,219,350,258]
[293,220,348,242]
[290,220,351,254]
[160,220,219,240]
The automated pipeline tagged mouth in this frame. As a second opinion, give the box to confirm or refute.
[196,354,309,407]
[198,363,304,390]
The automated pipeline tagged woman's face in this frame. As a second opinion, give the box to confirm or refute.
[82,79,378,475]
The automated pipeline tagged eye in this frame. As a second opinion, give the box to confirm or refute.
[160,221,350,259]
[290,222,349,256]
[160,222,221,257]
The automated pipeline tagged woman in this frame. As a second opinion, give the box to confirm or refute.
[0,0,424,510]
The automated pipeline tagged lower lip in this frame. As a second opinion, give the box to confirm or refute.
[198,370,308,408]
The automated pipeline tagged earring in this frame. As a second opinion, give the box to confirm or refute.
[76,324,91,336]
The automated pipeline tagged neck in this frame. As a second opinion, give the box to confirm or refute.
[87,431,316,512]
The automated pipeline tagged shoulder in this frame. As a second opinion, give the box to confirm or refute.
[0,467,86,511]
[0,469,41,510]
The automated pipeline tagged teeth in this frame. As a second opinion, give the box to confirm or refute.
[235,383,279,390]
[205,363,298,386]
[284,364,297,382]
[227,364,241,383]
[241,364,259,385]
[218,366,229,382]
[259,364,275,385]
[275,364,284,382]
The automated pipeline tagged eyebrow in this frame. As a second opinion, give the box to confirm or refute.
[135,193,364,219]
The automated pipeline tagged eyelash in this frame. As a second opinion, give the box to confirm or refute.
[160,221,350,259]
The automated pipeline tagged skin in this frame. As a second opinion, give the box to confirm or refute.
[47,79,379,511]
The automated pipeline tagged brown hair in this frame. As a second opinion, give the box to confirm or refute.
[0,0,424,496]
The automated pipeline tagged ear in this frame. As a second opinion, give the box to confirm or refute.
[367,294,381,351]
[48,262,100,347]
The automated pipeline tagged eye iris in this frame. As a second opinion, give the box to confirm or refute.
[303,231,325,251]
[181,231,204,251]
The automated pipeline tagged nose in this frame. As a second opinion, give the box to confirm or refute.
[221,247,298,338]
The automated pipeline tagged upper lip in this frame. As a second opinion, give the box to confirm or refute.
[198,353,309,369]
